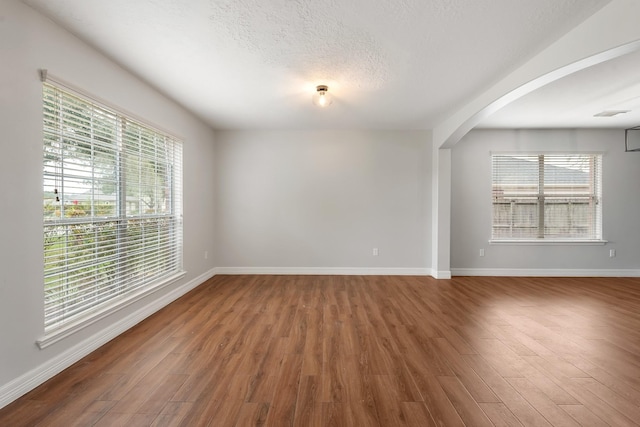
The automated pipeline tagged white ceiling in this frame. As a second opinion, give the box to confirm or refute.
[478,46,640,129]
[23,0,618,131]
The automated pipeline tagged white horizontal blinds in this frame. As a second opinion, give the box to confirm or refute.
[492,155,540,239]
[43,82,183,332]
[542,155,601,239]
[43,85,119,220]
[119,119,182,292]
[491,154,602,240]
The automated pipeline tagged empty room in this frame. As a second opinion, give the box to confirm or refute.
[1,0,640,425]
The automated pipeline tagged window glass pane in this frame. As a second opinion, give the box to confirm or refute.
[492,197,539,239]
[544,196,594,238]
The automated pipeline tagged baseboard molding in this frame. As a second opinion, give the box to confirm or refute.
[451,268,640,277]
[213,266,432,276]
[431,270,452,279]
[0,267,216,410]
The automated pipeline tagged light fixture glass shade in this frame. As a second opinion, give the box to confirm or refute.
[312,85,333,107]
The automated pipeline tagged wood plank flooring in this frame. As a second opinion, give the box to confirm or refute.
[1,275,640,426]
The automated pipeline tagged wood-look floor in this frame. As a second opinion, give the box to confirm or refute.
[2,275,640,426]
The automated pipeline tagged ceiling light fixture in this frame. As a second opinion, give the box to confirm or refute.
[312,85,333,108]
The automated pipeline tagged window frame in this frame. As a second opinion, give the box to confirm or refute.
[39,77,184,348]
[489,152,605,245]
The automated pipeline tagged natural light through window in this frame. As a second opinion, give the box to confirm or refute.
[491,153,602,242]
[42,81,183,338]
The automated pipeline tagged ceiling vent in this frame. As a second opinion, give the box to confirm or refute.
[593,110,630,117]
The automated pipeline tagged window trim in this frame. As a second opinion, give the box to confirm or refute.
[37,271,185,349]
[489,239,607,245]
[40,73,184,346]
[490,152,603,243]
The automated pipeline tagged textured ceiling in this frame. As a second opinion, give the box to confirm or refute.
[24,0,609,130]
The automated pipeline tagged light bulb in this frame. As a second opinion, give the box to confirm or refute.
[312,85,333,107]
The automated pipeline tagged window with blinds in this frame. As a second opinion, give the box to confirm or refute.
[43,82,183,334]
[491,154,602,241]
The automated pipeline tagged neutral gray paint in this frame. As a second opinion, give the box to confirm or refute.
[451,129,640,270]
[0,0,216,387]
[214,130,432,269]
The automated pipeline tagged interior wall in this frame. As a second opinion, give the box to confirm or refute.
[451,129,640,273]
[214,130,432,271]
[0,0,216,393]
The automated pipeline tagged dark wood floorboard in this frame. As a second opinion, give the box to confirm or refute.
[2,275,640,426]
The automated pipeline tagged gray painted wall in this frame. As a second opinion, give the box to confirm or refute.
[0,0,216,389]
[214,130,432,270]
[451,129,640,272]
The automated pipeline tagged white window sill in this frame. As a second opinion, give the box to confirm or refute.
[489,239,607,246]
[36,271,185,349]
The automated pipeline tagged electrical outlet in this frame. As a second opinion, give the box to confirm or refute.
[204,251,208,260]
[372,248,379,256]
[479,248,485,257]
[609,249,616,258]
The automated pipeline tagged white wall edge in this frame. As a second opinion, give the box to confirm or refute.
[431,270,452,279]
[0,267,217,410]
[451,268,640,277]
[214,267,432,276]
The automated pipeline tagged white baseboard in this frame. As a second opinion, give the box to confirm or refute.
[0,267,216,410]
[213,266,432,276]
[431,270,452,279]
[451,268,640,277]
